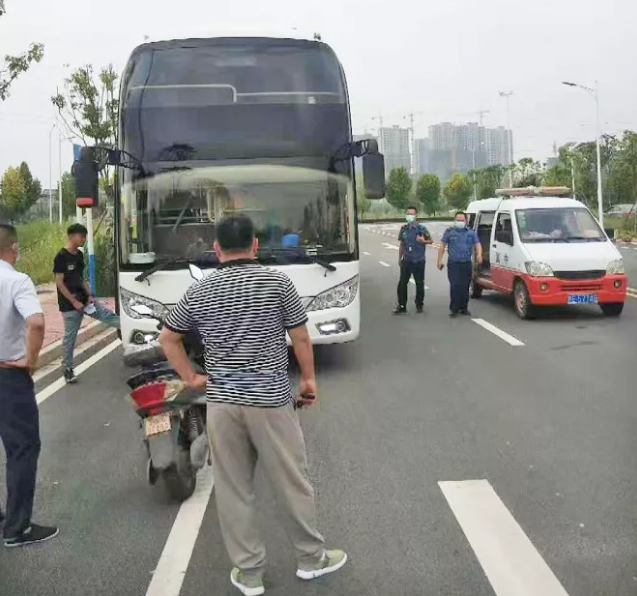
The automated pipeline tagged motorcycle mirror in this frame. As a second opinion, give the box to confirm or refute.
[189,263,205,281]
[131,304,155,317]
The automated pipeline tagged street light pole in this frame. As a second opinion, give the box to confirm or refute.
[562,80,604,227]
[594,81,603,228]
[48,124,56,222]
[499,91,514,186]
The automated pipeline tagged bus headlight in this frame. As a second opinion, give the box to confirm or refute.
[306,276,359,312]
[606,259,625,275]
[525,262,554,277]
[120,288,169,320]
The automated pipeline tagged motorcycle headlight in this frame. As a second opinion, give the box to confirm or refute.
[306,276,359,312]
[120,288,170,320]
[525,261,555,277]
[606,259,625,274]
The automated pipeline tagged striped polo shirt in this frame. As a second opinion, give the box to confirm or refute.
[164,259,308,408]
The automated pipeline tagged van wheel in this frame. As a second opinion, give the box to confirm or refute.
[514,280,536,320]
[470,279,483,299]
[600,302,624,317]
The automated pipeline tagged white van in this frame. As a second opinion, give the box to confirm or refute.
[466,187,627,319]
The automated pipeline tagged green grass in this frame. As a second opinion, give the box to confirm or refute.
[15,219,117,294]
[16,220,68,285]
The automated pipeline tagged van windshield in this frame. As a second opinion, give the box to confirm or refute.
[516,207,605,243]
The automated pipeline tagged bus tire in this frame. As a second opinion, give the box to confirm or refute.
[470,279,483,299]
[514,280,536,320]
[600,302,624,317]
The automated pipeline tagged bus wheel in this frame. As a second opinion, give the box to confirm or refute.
[470,279,483,299]
[600,302,624,317]
[514,280,536,320]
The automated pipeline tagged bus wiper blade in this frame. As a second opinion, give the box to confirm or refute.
[259,247,337,272]
[135,257,190,283]
[567,236,603,242]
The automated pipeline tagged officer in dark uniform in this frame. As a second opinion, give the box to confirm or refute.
[437,211,482,317]
[394,206,433,314]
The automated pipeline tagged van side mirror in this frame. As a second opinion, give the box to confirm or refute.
[362,153,386,199]
[72,147,99,208]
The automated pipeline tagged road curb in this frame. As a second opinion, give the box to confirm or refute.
[38,320,107,368]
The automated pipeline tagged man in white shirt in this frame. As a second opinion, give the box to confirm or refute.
[0,223,58,548]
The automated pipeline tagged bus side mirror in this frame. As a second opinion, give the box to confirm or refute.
[362,153,386,199]
[72,147,99,208]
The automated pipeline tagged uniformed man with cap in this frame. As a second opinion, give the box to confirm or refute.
[393,206,433,314]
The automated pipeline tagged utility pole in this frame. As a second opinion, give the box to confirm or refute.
[409,112,415,176]
[499,91,514,186]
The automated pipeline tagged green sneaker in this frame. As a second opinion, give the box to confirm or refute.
[230,568,265,596]
[296,549,348,580]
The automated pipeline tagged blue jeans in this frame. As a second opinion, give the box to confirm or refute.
[62,301,120,370]
[0,368,40,538]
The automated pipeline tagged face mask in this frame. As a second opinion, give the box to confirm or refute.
[406,214,416,224]
[454,220,466,229]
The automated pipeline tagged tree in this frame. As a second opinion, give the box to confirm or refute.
[52,65,119,148]
[0,1,44,100]
[60,172,77,219]
[443,172,472,210]
[0,166,27,220]
[513,158,543,187]
[18,162,41,211]
[474,165,506,199]
[52,65,119,200]
[415,174,441,215]
[542,164,571,188]
[385,167,412,211]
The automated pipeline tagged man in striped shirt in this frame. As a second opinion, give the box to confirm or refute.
[159,214,346,596]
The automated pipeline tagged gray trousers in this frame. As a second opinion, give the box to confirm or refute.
[62,301,119,370]
[207,401,324,577]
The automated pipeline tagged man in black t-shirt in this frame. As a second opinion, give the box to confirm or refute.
[53,223,119,383]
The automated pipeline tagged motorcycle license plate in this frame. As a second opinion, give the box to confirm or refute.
[144,414,171,437]
[567,293,598,305]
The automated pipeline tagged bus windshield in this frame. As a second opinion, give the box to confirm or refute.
[515,207,606,243]
[120,40,348,163]
[119,165,355,267]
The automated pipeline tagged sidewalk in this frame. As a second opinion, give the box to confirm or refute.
[37,283,116,348]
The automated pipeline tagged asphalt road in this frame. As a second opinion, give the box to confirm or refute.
[1,224,637,596]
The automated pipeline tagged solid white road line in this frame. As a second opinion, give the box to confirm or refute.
[36,339,122,405]
[439,480,570,596]
[145,468,215,596]
[33,328,117,383]
[378,261,391,267]
[472,318,525,347]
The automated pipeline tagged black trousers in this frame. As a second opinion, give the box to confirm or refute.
[397,260,426,308]
[448,261,472,313]
[0,368,41,539]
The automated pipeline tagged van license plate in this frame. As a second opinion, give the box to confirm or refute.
[144,414,171,437]
[568,294,599,305]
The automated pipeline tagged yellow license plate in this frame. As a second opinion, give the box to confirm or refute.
[144,414,171,437]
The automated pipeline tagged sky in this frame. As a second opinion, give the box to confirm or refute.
[1,0,636,187]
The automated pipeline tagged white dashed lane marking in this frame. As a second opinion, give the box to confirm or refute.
[440,480,570,596]
[379,261,391,267]
[471,318,525,347]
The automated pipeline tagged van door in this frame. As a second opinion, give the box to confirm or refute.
[491,211,516,292]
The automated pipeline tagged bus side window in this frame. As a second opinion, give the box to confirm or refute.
[467,213,476,229]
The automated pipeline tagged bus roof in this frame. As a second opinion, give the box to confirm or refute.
[129,36,333,59]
